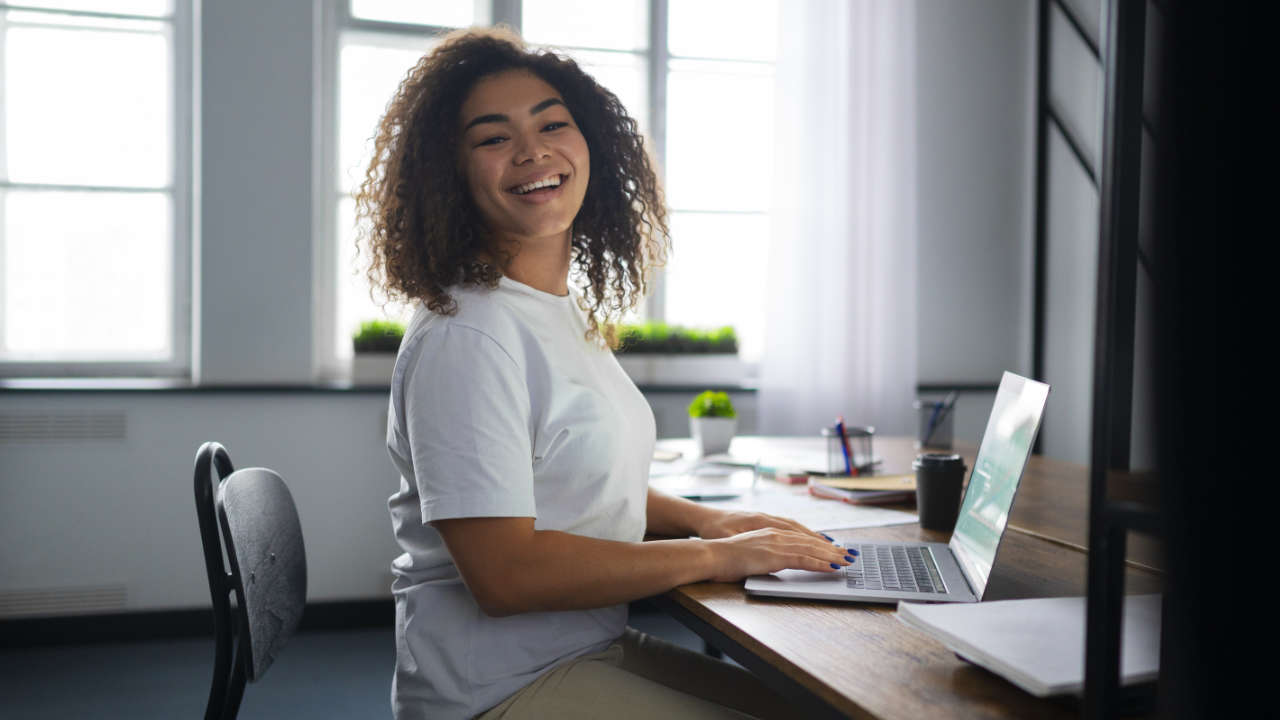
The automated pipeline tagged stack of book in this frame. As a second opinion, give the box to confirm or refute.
[807,473,916,505]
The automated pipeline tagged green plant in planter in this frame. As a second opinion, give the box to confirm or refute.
[616,322,738,354]
[352,319,406,354]
[688,390,736,419]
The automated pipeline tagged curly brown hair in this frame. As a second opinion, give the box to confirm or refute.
[354,26,669,347]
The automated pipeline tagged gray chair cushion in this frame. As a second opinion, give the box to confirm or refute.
[217,467,307,682]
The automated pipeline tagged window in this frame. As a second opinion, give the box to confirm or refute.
[323,0,778,372]
[0,0,191,376]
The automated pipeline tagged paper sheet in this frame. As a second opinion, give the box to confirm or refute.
[695,487,918,532]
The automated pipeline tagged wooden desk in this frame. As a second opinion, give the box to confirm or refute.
[653,436,1164,720]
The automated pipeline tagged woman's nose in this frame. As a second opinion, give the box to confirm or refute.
[512,132,551,165]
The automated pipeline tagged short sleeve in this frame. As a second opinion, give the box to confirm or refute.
[402,322,536,523]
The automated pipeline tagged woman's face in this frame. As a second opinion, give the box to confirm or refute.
[458,69,590,248]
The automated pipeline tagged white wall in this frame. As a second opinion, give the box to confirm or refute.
[914,1,1037,444]
[0,392,400,615]
[198,0,318,383]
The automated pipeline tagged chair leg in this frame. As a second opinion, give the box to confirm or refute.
[203,617,233,720]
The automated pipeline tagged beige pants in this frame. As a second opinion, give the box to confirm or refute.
[476,628,792,720]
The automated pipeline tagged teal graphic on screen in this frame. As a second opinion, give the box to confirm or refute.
[950,374,1050,596]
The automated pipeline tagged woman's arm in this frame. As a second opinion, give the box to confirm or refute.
[433,515,853,617]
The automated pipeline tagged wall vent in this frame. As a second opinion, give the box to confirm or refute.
[0,585,128,618]
[0,411,127,442]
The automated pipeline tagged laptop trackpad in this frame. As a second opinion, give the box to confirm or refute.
[754,569,846,585]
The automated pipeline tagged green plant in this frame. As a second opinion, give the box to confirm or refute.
[352,319,406,353]
[688,390,736,419]
[615,322,738,354]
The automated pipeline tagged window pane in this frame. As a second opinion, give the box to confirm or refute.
[554,48,648,136]
[665,59,773,212]
[1048,2,1102,173]
[334,197,411,361]
[2,191,171,359]
[669,0,778,61]
[663,212,769,361]
[523,0,647,52]
[4,17,171,187]
[351,0,481,28]
[338,36,435,193]
[7,0,171,17]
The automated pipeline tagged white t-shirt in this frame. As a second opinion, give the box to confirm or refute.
[385,277,656,720]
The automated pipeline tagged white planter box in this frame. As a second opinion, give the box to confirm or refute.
[615,353,745,385]
[351,352,396,385]
[691,416,736,455]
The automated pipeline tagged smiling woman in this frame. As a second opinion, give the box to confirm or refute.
[355,27,847,720]
[356,27,665,347]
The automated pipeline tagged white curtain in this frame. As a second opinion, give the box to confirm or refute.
[759,0,918,437]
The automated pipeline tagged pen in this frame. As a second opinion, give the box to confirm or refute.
[684,494,741,502]
[836,416,853,475]
[922,391,958,447]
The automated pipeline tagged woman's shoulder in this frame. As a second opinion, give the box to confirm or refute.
[400,285,526,361]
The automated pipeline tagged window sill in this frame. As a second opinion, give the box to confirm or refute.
[0,377,391,394]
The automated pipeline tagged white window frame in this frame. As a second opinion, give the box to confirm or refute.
[316,0,772,378]
[0,1,194,378]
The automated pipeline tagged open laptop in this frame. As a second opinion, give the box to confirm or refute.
[744,371,1050,604]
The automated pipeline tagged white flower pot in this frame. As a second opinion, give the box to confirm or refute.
[351,352,396,385]
[691,416,736,456]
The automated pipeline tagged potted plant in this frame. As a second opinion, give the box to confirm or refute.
[351,319,405,385]
[688,390,737,456]
[614,322,744,385]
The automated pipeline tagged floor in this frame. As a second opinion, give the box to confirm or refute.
[0,607,710,719]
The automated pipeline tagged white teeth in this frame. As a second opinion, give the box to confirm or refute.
[513,175,562,194]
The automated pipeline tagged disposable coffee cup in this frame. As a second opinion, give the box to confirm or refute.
[913,453,967,533]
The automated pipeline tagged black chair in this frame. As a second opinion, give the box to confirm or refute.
[194,442,307,720]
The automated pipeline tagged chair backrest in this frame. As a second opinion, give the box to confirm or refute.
[217,466,307,681]
[195,442,306,720]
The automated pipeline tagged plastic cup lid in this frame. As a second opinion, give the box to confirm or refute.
[913,452,963,469]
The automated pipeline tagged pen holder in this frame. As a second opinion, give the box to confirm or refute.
[913,398,955,449]
[822,425,874,476]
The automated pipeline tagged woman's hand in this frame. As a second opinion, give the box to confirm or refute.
[705,527,856,582]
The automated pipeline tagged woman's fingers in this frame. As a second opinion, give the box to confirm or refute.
[772,535,854,572]
[761,512,832,543]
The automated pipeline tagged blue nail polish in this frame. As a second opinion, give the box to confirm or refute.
[848,549,859,556]
[844,555,855,562]
[830,563,840,569]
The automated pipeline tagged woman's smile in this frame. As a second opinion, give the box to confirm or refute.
[507,172,569,203]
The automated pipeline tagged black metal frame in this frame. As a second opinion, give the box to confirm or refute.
[193,442,250,720]
[1082,0,1160,717]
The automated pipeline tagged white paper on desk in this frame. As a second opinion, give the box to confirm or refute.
[649,457,743,478]
[696,487,917,531]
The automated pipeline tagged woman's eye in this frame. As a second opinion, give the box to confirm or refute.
[477,136,507,147]
[543,122,568,132]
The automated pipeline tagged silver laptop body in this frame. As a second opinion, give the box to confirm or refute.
[744,371,1050,604]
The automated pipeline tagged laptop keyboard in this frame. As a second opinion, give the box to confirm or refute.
[845,544,946,594]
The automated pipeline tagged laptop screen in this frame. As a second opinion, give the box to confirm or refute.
[948,372,1050,600]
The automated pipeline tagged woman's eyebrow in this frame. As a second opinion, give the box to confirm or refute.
[464,97,566,131]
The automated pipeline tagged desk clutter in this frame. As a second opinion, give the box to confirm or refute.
[650,436,919,531]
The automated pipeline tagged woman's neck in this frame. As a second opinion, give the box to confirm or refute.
[498,231,572,296]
